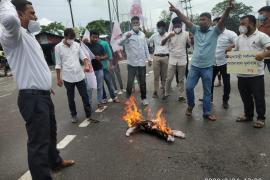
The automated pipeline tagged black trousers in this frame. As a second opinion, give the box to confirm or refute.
[126,65,147,100]
[265,59,270,73]
[211,64,231,102]
[18,90,62,180]
[238,76,266,120]
[63,79,91,118]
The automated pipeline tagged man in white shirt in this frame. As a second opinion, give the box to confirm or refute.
[0,0,74,179]
[120,16,151,106]
[55,28,92,123]
[234,15,270,128]
[211,17,237,109]
[148,20,169,98]
[161,17,190,102]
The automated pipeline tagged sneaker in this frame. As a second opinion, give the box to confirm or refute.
[178,96,186,103]
[108,98,113,103]
[117,90,123,95]
[113,97,120,103]
[122,89,126,93]
[152,92,158,98]
[87,118,100,123]
[71,116,78,123]
[142,99,149,106]
[101,99,108,104]
[223,101,229,109]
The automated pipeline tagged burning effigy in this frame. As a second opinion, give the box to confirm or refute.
[122,96,186,142]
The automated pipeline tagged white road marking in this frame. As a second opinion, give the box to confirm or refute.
[57,135,76,150]
[95,106,108,113]
[0,93,12,98]
[18,135,76,180]
[18,170,31,180]
[79,119,90,127]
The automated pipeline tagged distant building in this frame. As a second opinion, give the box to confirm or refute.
[35,32,63,66]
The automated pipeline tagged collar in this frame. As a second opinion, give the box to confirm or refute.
[199,26,212,33]
[243,29,258,38]
[132,30,141,35]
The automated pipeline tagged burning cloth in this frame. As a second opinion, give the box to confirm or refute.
[122,96,185,142]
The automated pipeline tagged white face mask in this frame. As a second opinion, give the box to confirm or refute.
[239,25,248,34]
[28,20,41,33]
[66,39,75,45]
[174,28,182,34]
[133,25,140,32]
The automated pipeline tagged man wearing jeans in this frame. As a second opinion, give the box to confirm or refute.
[55,28,92,123]
[148,20,169,98]
[211,17,237,109]
[120,16,151,106]
[169,0,234,121]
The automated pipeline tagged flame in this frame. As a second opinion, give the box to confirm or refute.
[122,96,173,135]
[152,108,173,135]
[122,96,143,127]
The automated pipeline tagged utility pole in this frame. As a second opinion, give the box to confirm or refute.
[107,0,113,33]
[67,0,75,27]
[180,0,193,20]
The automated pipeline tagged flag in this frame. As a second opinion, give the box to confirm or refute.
[130,0,143,18]
[110,21,123,52]
[80,42,95,61]
[82,29,90,41]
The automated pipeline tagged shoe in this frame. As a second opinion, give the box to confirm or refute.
[101,99,108,104]
[113,97,120,103]
[152,92,158,98]
[52,160,75,171]
[185,106,193,116]
[223,101,229,109]
[114,90,118,94]
[203,114,217,121]
[118,90,123,95]
[108,98,113,103]
[253,120,265,128]
[122,89,126,93]
[214,82,222,87]
[97,104,105,110]
[236,116,253,122]
[87,118,100,123]
[178,96,186,103]
[142,99,149,106]
[71,116,78,123]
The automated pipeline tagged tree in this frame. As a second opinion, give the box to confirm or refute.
[211,0,253,33]
[86,20,110,35]
[120,21,131,33]
[40,22,65,36]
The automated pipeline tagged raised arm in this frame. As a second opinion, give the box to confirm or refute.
[168,1,193,29]
[217,0,235,32]
[0,0,21,43]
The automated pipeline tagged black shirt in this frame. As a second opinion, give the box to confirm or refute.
[86,42,105,71]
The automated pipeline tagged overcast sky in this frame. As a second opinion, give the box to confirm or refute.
[32,0,266,28]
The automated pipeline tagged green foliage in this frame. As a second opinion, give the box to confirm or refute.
[159,10,172,30]
[86,20,110,34]
[211,0,253,33]
[40,22,65,36]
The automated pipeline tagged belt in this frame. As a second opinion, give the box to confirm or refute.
[154,54,169,57]
[19,89,51,96]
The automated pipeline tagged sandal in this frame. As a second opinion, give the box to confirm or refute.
[253,120,265,128]
[203,114,217,121]
[236,116,253,122]
[185,107,193,116]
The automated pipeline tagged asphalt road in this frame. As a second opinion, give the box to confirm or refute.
[1,61,270,180]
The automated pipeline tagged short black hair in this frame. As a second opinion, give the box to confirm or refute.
[258,6,270,13]
[172,17,182,25]
[11,0,32,11]
[200,12,212,20]
[213,17,221,23]
[157,20,166,28]
[90,30,100,37]
[64,28,76,39]
[131,16,140,22]
[240,15,257,27]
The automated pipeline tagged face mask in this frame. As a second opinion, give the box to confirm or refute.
[66,39,75,45]
[158,28,165,35]
[258,15,266,22]
[200,26,209,33]
[174,28,182,34]
[239,25,248,34]
[133,25,140,32]
[28,20,41,33]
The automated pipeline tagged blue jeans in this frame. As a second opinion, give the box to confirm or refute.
[86,70,104,105]
[103,69,116,100]
[186,65,213,116]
